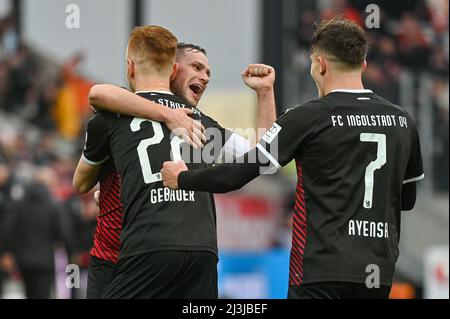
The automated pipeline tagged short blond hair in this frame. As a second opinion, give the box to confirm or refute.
[127,25,178,73]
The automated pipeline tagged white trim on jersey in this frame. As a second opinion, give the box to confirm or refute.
[81,154,110,166]
[90,104,98,113]
[403,174,425,184]
[256,143,281,169]
[330,89,373,94]
[134,90,174,95]
[216,133,252,163]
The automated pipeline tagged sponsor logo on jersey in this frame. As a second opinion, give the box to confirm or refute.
[262,123,282,144]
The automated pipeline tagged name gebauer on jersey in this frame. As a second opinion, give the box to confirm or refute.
[150,188,195,204]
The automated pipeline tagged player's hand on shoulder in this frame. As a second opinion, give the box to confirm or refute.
[242,64,275,92]
[165,108,206,150]
[162,161,188,190]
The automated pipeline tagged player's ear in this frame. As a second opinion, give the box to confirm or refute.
[362,60,368,73]
[318,56,327,76]
[127,59,135,79]
[170,63,179,82]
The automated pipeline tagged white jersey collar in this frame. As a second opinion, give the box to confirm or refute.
[135,90,174,95]
[330,89,373,94]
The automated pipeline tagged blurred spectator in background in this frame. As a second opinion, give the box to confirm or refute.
[364,34,401,103]
[432,79,449,190]
[425,0,449,35]
[61,52,92,118]
[34,79,60,132]
[53,52,93,140]
[63,191,98,299]
[6,168,74,299]
[0,9,98,298]
[396,13,431,72]
[0,13,19,60]
[322,0,363,26]
[0,162,15,297]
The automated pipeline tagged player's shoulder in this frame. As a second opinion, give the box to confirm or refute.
[194,106,223,129]
[88,110,119,125]
[142,91,189,107]
[150,92,203,119]
[370,93,418,128]
[281,98,329,120]
[150,92,186,103]
[196,108,215,122]
[86,110,116,132]
[95,109,118,120]
[371,93,408,113]
[88,110,113,123]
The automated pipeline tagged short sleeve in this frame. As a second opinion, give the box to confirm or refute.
[403,123,424,184]
[82,113,111,166]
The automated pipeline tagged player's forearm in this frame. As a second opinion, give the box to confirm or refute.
[178,162,260,193]
[89,84,168,122]
[73,159,100,193]
[178,148,265,193]
[73,173,98,193]
[255,87,277,144]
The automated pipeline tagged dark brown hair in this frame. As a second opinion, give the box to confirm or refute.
[177,42,207,56]
[311,18,369,69]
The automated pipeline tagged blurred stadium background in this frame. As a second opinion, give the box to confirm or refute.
[0,0,448,299]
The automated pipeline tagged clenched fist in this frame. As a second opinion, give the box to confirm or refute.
[242,64,275,92]
[161,161,188,190]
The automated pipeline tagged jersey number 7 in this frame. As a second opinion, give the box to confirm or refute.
[360,133,387,209]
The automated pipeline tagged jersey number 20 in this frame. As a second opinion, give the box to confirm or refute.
[131,118,184,184]
[360,133,387,209]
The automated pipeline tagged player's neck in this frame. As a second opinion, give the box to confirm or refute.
[323,75,365,96]
[133,77,172,93]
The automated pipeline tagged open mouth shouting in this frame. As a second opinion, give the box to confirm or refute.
[189,83,204,102]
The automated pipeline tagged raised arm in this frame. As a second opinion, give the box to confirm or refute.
[89,84,205,148]
[242,64,277,144]
[213,64,277,163]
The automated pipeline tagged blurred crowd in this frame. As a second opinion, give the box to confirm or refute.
[294,0,449,191]
[0,12,96,298]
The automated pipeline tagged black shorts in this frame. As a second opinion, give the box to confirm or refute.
[288,282,391,299]
[86,256,117,299]
[102,251,218,299]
